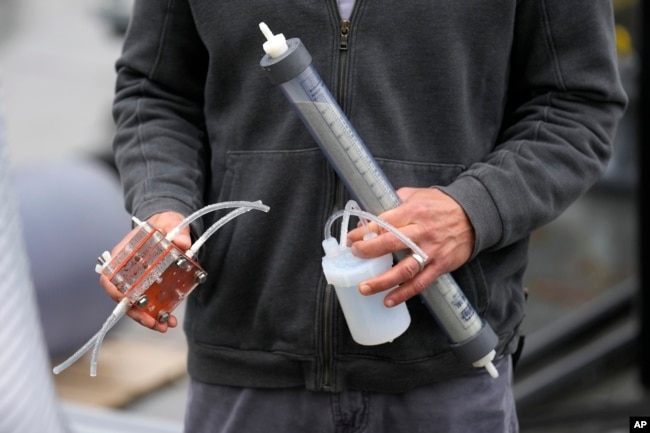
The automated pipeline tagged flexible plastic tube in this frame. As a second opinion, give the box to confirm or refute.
[89,299,129,376]
[166,200,267,242]
[51,299,128,376]
[52,333,98,374]
[338,200,368,248]
[325,204,428,261]
[186,202,270,258]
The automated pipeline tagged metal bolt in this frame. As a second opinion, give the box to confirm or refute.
[158,311,170,323]
[176,257,188,269]
[136,295,149,307]
[195,270,208,284]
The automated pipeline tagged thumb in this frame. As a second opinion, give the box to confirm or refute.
[148,212,192,251]
[171,229,192,251]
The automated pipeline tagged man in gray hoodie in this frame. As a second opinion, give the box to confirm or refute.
[102,1,627,431]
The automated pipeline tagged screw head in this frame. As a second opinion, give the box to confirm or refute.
[195,270,208,284]
[158,311,170,323]
[136,295,149,307]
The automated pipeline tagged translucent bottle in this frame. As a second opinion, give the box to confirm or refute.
[322,233,411,345]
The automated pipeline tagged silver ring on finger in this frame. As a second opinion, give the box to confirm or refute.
[410,252,426,273]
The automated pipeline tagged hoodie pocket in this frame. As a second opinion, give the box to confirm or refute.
[377,158,464,189]
[189,147,333,355]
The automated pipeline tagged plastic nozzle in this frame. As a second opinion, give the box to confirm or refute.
[472,349,499,378]
[259,22,288,58]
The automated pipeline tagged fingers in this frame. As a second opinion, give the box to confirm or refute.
[99,275,178,333]
[100,274,124,304]
[346,205,434,307]
[383,266,438,307]
[148,212,192,251]
[358,251,435,307]
[350,224,420,259]
[136,312,178,333]
[347,209,414,246]
[106,211,190,258]
[342,187,476,307]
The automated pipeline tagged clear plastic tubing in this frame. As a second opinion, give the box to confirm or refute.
[259,22,499,377]
[53,200,270,377]
[186,201,270,258]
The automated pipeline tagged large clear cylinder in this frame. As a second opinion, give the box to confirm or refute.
[260,35,498,372]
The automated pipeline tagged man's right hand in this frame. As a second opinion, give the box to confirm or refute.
[99,211,191,333]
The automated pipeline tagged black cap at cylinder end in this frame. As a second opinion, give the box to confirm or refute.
[450,322,499,365]
[260,38,312,85]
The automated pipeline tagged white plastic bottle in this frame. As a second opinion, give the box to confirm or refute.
[321,234,411,345]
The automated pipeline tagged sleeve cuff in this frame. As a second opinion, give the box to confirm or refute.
[438,175,502,259]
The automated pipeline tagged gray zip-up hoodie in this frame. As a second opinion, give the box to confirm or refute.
[112,0,627,392]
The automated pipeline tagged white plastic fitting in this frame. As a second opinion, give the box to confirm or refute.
[259,22,289,58]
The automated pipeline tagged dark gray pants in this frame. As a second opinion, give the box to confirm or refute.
[183,357,518,433]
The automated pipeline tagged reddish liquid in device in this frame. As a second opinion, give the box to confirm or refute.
[101,223,205,322]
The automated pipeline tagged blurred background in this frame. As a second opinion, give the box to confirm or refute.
[0,0,646,432]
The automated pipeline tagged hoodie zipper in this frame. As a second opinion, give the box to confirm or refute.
[320,14,354,393]
[338,19,351,102]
